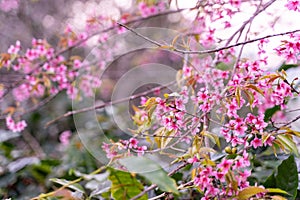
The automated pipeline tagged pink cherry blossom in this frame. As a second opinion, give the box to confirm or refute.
[285,0,300,11]
[251,137,263,149]
[59,130,72,145]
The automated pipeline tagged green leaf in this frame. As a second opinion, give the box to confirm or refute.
[264,105,280,122]
[275,155,298,199]
[216,62,230,71]
[263,155,298,200]
[267,188,290,195]
[108,167,147,200]
[119,156,178,194]
[264,172,276,188]
[276,135,299,157]
[278,63,298,71]
[237,186,267,200]
[50,178,85,194]
[202,131,221,148]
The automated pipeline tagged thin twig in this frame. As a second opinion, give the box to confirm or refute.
[45,81,176,127]
[231,20,253,76]
[225,0,276,46]
[284,79,299,94]
[282,114,300,127]
[286,108,300,113]
[118,23,300,55]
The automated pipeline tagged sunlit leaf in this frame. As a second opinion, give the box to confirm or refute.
[243,90,254,109]
[171,34,181,47]
[280,127,300,138]
[161,129,176,148]
[216,62,230,71]
[142,97,157,111]
[202,131,220,148]
[267,188,290,195]
[225,170,238,192]
[153,127,165,148]
[271,195,288,200]
[176,69,183,86]
[245,84,264,96]
[276,135,299,156]
[235,87,241,107]
[237,186,267,200]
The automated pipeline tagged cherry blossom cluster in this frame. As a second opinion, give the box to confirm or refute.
[6,116,27,133]
[138,1,166,18]
[274,33,300,64]
[0,0,19,12]
[2,36,100,132]
[102,137,147,159]
[122,51,299,199]
[221,113,271,149]
[285,0,300,12]
[193,154,251,199]
[62,25,88,48]
[59,130,72,145]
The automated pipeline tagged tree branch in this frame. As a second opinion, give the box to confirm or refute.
[45,81,176,127]
[118,22,300,55]
[225,0,276,46]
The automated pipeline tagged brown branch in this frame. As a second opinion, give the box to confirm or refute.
[118,22,300,55]
[230,19,253,81]
[283,114,300,127]
[283,79,299,94]
[45,81,176,127]
[225,0,276,46]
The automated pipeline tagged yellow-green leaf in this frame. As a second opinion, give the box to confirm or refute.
[161,130,176,148]
[271,195,287,200]
[171,34,181,47]
[267,188,289,195]
[235,87,241,107]
[237,186,267,200]
[225,170,238,192]
[153,127,165,148]
[276,134,299,156]
[243,90,254,109]
[245,84,264,96]
[202,131,221,148]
